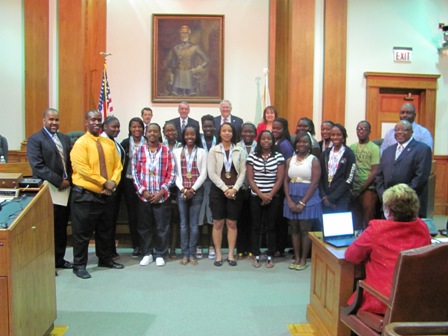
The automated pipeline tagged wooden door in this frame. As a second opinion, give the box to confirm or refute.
[377,89,421,139]
[364,72,438,141]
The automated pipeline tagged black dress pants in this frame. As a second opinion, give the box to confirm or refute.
[70,188,114,267]
[54,204,70,266]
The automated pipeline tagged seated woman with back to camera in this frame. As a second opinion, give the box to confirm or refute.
[345,183,431,315]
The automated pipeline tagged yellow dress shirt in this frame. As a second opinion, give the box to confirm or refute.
[71,132,122,193]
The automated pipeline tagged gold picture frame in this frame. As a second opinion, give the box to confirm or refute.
[152,14,224,103]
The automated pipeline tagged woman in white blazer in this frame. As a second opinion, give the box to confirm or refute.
[172,125,207,265]
[207,122,247,267]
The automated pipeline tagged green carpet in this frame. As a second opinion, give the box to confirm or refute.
[55,249,310,336]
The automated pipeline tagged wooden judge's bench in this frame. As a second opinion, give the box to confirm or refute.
[0,184,56,336]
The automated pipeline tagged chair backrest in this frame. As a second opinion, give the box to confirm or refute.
[66,131,85,147]
[386,243,448,324]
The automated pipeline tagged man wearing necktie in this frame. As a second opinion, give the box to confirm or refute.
[70,110,124,279]
[141,107,153,137]
[376,120,432,217]
[27,108,73,272]
[213,100,244,142]
[167,102,200,142]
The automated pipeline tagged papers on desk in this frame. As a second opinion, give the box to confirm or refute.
[432,237,448,244]
[48,183,70,206]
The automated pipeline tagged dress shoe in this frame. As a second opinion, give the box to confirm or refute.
[56,261,73,269]
[73,268,91,279]
[131,247,141,259]
[98,260,125,269]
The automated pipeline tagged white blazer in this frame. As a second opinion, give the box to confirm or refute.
[172,146,208,191]
[207,144,247,192]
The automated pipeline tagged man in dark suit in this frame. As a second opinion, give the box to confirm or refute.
[27,108,73,270]
[214,100,244,141]
[376,120,432,217]
[167,102,200,141]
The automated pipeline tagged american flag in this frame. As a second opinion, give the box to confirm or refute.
[98,63,113,120]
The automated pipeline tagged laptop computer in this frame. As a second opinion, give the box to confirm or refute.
[322,211,356,248]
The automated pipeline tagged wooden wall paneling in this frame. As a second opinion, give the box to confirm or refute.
[270,0,315,134]
[434,156,448,215]
[268,0,277,107]
[58,0,106,133]
[24,0,49,138]
[287,0,315,134]
[322,0,347,124]
[271,0,290,121]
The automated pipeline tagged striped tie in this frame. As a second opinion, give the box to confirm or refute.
[52,134,67,178]
[181,120,186,132]
[395,144,403,160]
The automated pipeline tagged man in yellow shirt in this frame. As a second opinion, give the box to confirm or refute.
[70,110,124,279]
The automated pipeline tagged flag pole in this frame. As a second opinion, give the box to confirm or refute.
[100,52,112,116]
[262,68,271,110]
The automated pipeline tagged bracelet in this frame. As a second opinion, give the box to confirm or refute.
[298,201,306,206]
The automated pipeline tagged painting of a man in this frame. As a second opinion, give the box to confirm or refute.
[167,25,209,96]
[152,15,224,103]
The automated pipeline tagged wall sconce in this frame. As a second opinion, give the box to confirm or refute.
[439,23,448,56]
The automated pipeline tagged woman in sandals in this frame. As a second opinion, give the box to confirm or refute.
[246,130,285,268]
[207,123,247,267]
[173,125,207,265]
[284,132,322,270]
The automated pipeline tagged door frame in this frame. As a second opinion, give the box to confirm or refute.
[364,72,440,140]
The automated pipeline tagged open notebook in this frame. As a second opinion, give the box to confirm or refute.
[322,212,356,248]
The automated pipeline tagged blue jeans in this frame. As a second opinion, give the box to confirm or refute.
[177,187,204,258]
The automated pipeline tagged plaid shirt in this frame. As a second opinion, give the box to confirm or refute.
[180,151,199,189]
[132,142,175,202]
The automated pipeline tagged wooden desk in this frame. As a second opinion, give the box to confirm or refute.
[0,184,56,336]
[306,232,359,336]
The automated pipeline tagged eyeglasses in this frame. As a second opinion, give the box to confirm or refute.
[356,127,369,131]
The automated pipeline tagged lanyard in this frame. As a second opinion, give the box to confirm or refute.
[220,144,234,179]
[183,146,197,178]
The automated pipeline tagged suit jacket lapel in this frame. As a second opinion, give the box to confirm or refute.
[395,139,414,163]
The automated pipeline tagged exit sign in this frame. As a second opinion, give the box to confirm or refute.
[393,47,412,62]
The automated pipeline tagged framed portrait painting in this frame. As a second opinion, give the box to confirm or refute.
[152,14,224,103]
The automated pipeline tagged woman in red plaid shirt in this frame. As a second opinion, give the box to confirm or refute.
[133,123,176,267]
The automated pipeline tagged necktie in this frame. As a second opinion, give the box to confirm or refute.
[395,145,403,160]
[181,120,186,131]
[96,139,108,179]
[52,134,67,178]
[222,117,228,124]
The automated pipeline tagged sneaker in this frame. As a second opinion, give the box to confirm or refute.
[140,254,153,266]
[208,246,216,259]
[131,248,140,259]
[155,257,166,267]
[196,246,203,259]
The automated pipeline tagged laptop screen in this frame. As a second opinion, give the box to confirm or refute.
[322,212,354,239]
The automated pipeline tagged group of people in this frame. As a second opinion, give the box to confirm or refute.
[26,100,434,280]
